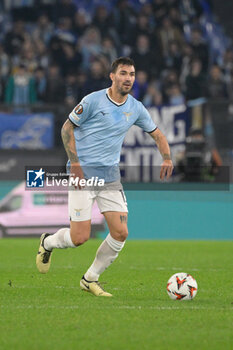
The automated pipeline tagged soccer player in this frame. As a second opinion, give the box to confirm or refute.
[36,57,173,297]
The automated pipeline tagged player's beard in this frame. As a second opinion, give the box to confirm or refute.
[119,84,132,96]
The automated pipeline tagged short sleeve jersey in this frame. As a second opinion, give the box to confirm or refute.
[68,88,157,182]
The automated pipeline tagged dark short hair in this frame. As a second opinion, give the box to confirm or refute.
[111,57,135,73]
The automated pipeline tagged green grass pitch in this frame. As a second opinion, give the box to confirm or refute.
[0,239,232,350]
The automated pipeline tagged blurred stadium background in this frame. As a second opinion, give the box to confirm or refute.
[0,0,232,239]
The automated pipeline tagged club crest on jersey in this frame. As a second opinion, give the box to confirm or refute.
[75,104,83,115]
[123,112,132,121]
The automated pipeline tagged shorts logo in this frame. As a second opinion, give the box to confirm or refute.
[26,168,45,188]
[75,208,82,217]
[74,104,83,115]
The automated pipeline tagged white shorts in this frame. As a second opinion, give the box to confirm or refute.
[68,183,128,222]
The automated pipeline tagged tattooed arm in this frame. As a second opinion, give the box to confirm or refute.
[61,119,84,183]
[149,128,174,180]
[61,119,79,163]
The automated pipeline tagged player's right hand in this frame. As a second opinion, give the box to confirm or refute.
[70,162,85,189]
[160,159,174,180]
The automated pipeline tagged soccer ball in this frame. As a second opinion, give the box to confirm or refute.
[166,272,198,300]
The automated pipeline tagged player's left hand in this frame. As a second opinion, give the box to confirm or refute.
[160,160,174,180]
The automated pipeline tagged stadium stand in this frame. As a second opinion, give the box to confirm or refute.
[0,0,232,157]
[0,0,232,104]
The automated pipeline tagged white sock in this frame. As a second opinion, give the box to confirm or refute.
[44,228,76,250]
[84,233,125,281]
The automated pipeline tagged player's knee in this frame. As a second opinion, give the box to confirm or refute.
[70,221,91,246]
[115,228,128,242]
[70,229,89,246]
[72,235,89,246]
[121,229,128,241]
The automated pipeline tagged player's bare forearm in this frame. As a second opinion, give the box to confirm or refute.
[61,119,84,187]
[150,128,171,160]
[149,128,174,180]
[61,119,79,164]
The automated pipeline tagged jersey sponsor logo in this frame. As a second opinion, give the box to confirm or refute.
[74,104,83,115]
[123,112,132,121]
[100,111,109,116]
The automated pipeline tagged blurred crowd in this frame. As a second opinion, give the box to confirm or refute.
[0,0,233,107]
